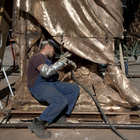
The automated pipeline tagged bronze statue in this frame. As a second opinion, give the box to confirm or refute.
[11,0,140,112]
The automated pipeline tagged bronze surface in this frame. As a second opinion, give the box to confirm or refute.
[13,0,124,64]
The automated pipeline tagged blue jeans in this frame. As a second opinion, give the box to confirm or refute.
[29,81,80,124]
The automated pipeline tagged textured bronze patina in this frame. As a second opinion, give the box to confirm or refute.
[11,0,140,112]
[13,0,124,64]
[104,65,140,107]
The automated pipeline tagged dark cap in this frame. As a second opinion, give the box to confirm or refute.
[39,39,61,58]
[48,39,61,53]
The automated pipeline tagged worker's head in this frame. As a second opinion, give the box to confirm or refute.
[39,39,61,58]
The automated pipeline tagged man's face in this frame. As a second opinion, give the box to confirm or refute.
[45,44,55,59]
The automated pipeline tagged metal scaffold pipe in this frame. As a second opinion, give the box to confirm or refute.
[1,123,140,129]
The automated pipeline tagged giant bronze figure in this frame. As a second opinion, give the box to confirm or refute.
[11,0,140,112]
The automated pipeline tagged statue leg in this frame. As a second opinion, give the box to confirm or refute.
[104,64,140,107]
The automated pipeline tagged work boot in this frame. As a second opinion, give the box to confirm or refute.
[28,118,51,139]
[55,115,67,123]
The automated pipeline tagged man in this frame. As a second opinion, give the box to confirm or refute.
[27,39,80,139]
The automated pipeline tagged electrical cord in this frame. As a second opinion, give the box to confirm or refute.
[71,69,128,140]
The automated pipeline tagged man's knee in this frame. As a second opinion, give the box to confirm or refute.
[76,85,80,92]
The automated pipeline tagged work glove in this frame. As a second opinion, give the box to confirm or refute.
[58,51,72,65]
[68,60,77,69]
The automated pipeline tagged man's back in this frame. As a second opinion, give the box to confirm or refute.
[27,53,45,88]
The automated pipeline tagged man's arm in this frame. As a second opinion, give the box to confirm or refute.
[37,52,72,78]
[37,61,65,78]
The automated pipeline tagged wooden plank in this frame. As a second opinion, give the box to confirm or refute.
[10,110,140,115]
[9,110,140,125]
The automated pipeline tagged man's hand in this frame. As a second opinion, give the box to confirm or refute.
[68,60,77,69]
[59,51,72,65]
[59,51,77,69]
